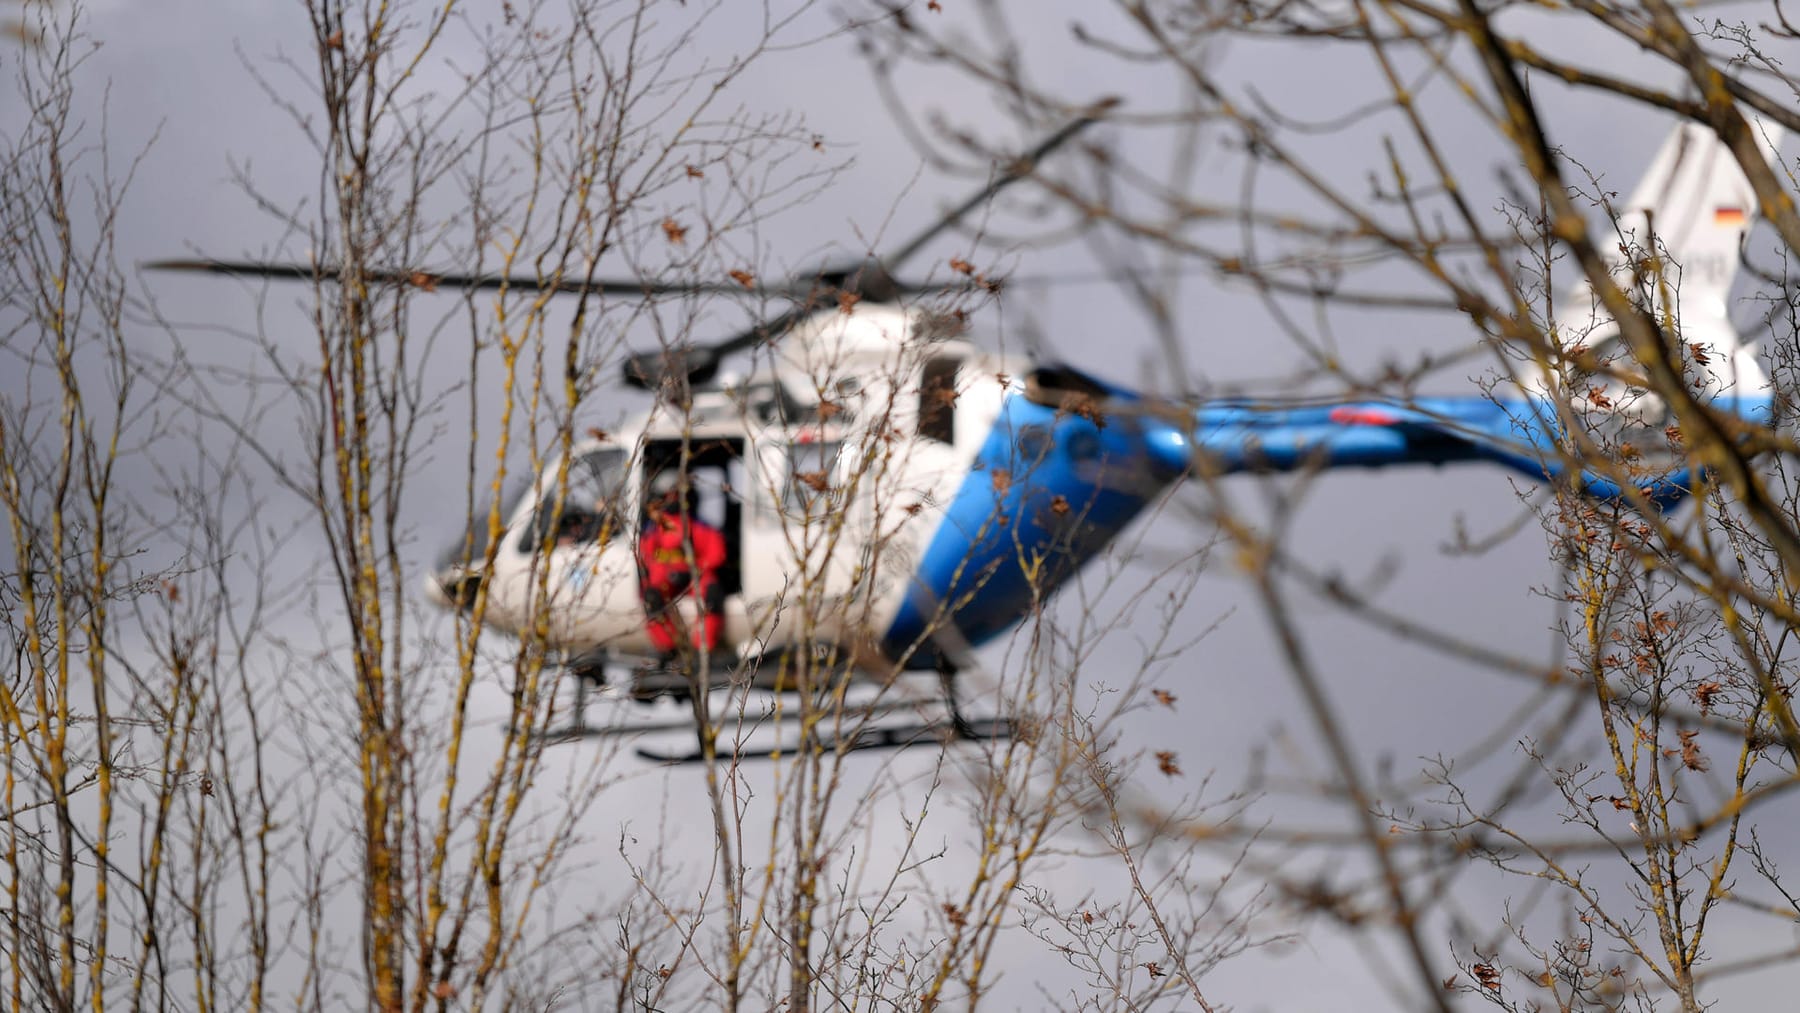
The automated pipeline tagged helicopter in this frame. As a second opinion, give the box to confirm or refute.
[150,110,1783,758]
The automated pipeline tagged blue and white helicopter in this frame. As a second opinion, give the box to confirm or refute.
[153,113,1782,756]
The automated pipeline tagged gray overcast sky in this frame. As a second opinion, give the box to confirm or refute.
[5,0,1795,1008]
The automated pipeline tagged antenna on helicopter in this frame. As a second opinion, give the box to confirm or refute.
[137,259,765,297]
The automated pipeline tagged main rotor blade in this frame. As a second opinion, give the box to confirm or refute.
[143,258,765,297]
[881,97,1119,273]
[145,257,971,301]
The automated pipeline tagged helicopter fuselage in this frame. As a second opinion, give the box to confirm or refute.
[426,298,1775,686]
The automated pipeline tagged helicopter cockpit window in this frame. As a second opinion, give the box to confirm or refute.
[518,447,628,553]
[783,439,843,516]
[435,475,532,573]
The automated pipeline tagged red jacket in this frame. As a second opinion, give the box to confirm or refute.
[639,515,726,591]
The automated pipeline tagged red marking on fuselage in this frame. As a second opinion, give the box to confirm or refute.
[1329,406,1399,426]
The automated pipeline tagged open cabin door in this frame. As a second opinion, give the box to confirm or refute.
[640,437,749,653]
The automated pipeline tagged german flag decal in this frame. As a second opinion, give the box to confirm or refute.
[1715,206,1748,227]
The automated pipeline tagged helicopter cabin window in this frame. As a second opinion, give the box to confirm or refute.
[817,376,859,425]
[518,447,627,553]
[919,355,960,445]
[783,439,843,516]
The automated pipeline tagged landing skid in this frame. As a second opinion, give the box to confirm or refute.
[535,693,931,745]
[532,655,690,743]
[536,651,1011,759]
[633,715,1013,765]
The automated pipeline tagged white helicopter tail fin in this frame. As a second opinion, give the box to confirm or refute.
[1612,116,1783,322]
[1543,115,1784,401]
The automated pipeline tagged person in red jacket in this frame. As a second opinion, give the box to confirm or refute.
[638,485,727,661]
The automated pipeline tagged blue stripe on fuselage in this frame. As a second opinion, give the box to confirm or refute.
[881,388,1776,669]
[881,392,1182,670]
